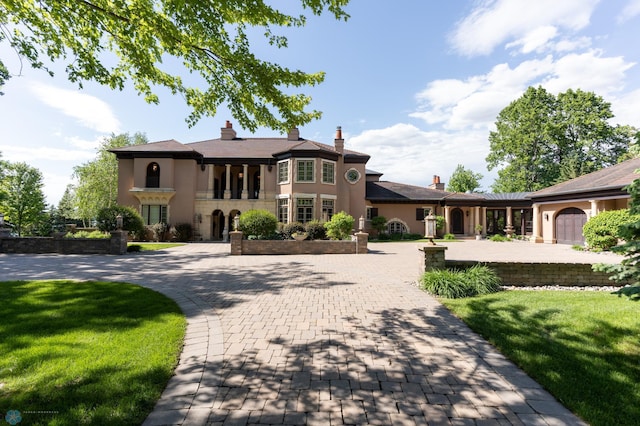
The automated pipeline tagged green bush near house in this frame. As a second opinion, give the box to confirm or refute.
[280,221,305,239]
[96,205,145,237]
[305,220,326,240]
[238,209,278,239]
[443,233,456,240]
[371,216,387,235]
[583,209,638,251]
[489,234,510,242]
[324,211,355,240]
[421,265,501,298]
[173,223,193,242]
[64,230,110,239]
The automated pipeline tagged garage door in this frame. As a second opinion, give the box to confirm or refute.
[555,208,587,245]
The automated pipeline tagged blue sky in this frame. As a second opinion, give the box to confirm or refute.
[2,0,640,205]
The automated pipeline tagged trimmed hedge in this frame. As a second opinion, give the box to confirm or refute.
[583,209,638,251]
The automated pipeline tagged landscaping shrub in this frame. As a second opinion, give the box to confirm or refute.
[238,209,278,238]
[421,265,501,298]
[443,233,456,240]
[489,234,510,242]
[149,222,169,242]
[96,205,145,237]
[401,233,423,240]
[583,209,637,251]
[371,216,387,235]
[127,244,142,252]
[376,233,391,241]
[324,211,355,240]
[280,221,305,239]
[173,223,193,242]
[305,220,326,240]
[64,230,109,239]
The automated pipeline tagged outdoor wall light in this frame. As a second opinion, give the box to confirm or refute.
[424,211,437,245]
[358,215,365,231]
[544,213,549,221]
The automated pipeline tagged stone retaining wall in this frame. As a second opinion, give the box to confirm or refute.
[230,231,368,255]
[445,260,626,287]
[0,231,128,255]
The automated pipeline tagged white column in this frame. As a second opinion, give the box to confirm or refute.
[241,164,249,199]
[259,164,266,200]
[444,206,451,235]
[589,199,598,218]
[531,203,543,243]
[224,164,231,199]
[222,214,229,242]
[475,206,481,235]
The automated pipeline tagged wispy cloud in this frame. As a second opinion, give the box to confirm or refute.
[449,0,600,56]
[0,144,96,162]
[618,0,640,23]
[28,82,121,133]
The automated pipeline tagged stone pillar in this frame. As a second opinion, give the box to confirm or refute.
[259,164,266,199]
[208,164,215,197]
[241,164,249,199]
[505,206,514,237]
[474,206,482,236]
[355,232,368,254]
[531,203,543,243]
[444,206,451,235]
[109,230,128,255]
[224,164,232,199]
[482,207,487,236]
[222,214,229,242]
[230,231,243,255]
[419,245,448,272]
[589,199,598,219]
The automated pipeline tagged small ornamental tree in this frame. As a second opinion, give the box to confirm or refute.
[594,175,640,297]
[371,216,387,235]
[96,205,144,236]
[583,209,638,251]
[324,211,354,240]
[238,209,278,239]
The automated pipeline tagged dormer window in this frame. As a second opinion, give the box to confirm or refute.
[146,162,160,188]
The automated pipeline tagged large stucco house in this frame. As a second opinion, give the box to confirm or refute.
[111,122,639,244]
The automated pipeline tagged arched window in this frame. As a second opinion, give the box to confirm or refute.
[387,220,407,235]
[146,162,160,188]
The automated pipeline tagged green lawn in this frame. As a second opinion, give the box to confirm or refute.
[442,291,640,426]
[0,280,186,425]
[128,242,185,251]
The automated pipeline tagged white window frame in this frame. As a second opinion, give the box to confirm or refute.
[141,204,168,225]
[321,160,336,185]
[296,198,314,223]
[278,198,289,224]
[277,160,289,184]
[295,159,315,183]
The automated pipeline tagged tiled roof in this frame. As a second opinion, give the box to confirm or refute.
[366,181,448,202]
[111,139,199,153]
[483,192,531,201]
[530,157,640,198]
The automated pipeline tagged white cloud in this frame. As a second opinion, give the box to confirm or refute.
[411,51,635,131]
[610,88,640,128]
[505,26,558,54]
[0,144,96,162]
[67,136,102,151]
[347,124,494,190]
[618,0,640,23]
[450,0,600,56]
[28,82,121,133]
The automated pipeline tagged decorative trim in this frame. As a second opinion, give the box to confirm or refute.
[344,168,361,184]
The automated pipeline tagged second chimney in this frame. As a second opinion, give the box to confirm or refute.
[334,126,344,154]
[221,121,237,140]
[429,175,445,190]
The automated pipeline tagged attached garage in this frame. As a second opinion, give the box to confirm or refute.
[555,208,587,245]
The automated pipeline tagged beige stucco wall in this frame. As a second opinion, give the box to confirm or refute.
[170,159,197,225]
[368,203,441,235]
[116,158,138,207]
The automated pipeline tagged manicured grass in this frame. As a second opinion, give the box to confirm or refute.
[128,242,185,251]
[0,280,186,425]
[441,291,640,426]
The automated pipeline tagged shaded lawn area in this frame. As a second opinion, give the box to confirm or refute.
[442,291,640,426]
[0,280,186,425]
[128,242,186,251]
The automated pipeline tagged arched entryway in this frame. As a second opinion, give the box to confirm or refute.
[451,208,464,234]
[211,210,224,240]
[556,208,587,244]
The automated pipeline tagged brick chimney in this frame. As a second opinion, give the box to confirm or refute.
[221,120,237,140]
[334,126,344,154]
[288,128,300,141]
[429,175,445,190]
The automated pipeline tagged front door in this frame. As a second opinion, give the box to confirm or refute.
[556,208,587,244]
[451,208,464,234]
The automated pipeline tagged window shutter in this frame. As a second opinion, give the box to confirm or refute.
[416,208,425,221]
[371,208,378,218]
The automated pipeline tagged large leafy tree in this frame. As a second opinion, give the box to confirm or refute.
[57,184,78,221]
[0,0,350,132]
[73,132,147,223]
[446,164,483,193]
[0,61,9,95]
[0,162,47,236]
[487,86,635,192]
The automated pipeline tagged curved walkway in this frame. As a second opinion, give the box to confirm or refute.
[0,241,596,425]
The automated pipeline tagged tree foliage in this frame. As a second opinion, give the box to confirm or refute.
[238,209,278,238]
[324,211,354,240]
[0,61,9,95]
[446,164,483,193]
[0,162,47,236]
[57,184,77,220]
[0,0,350,132]
[96,205,144,235]
[487,86,635,192]
[73,132,147,222]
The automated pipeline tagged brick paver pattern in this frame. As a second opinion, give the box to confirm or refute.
[0,242,587,425]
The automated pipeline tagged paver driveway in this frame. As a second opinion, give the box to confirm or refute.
[0,242,586,425]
